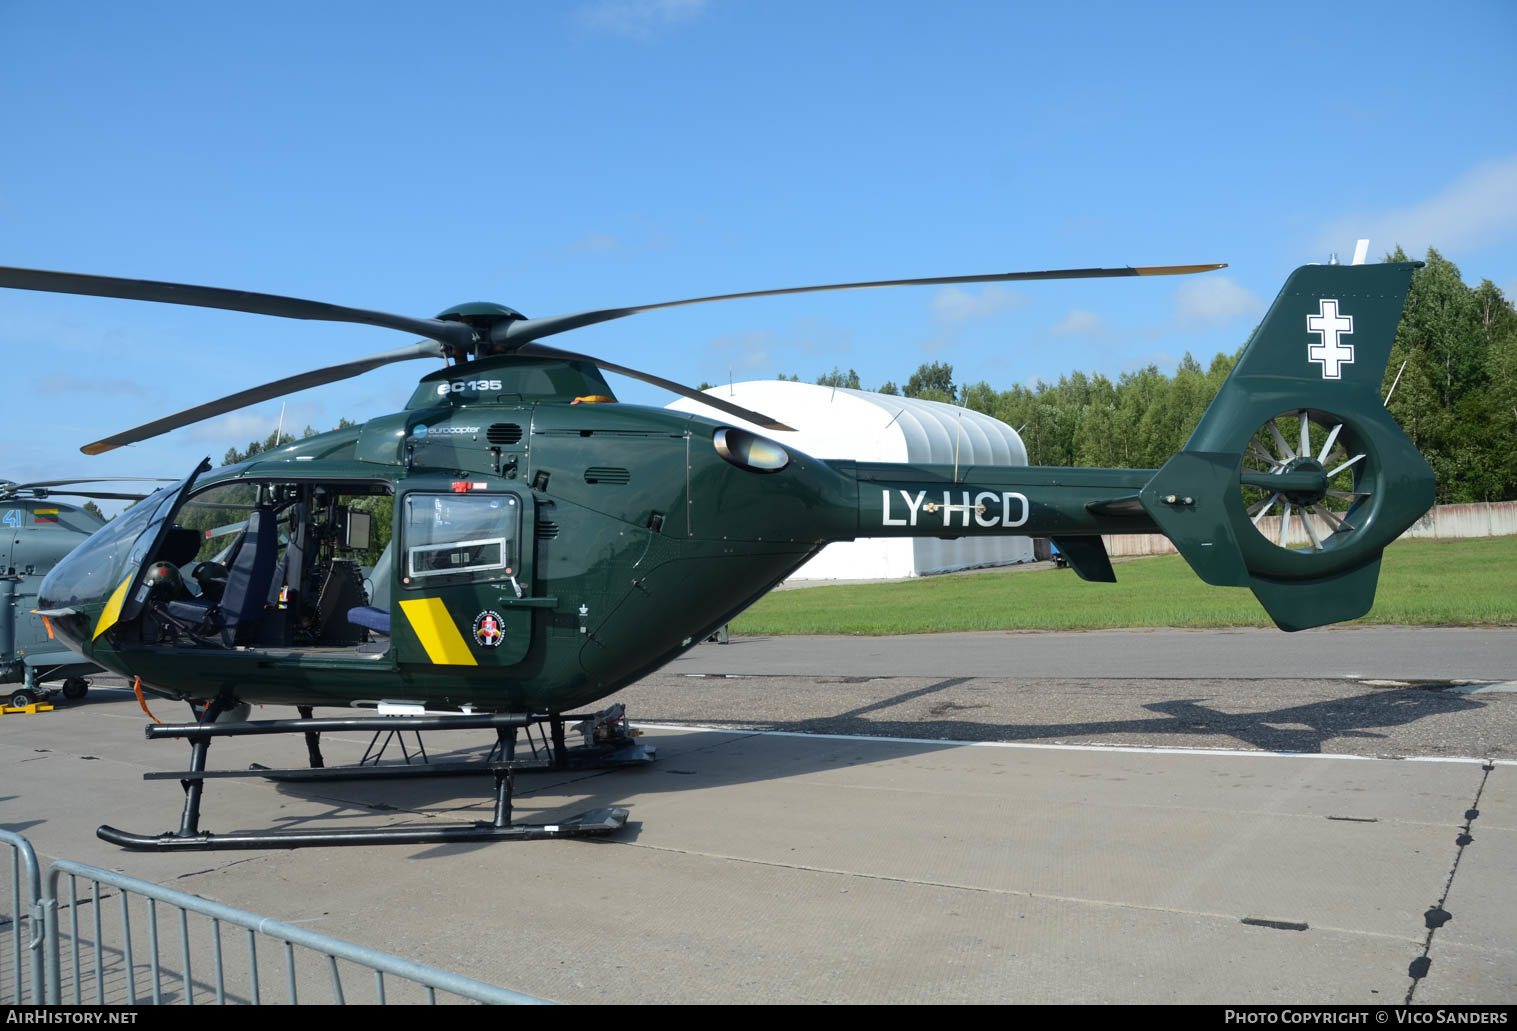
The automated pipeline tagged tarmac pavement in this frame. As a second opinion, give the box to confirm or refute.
[1,626,1513,1004]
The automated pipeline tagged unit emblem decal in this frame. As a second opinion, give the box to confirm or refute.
[472,610,505,648]
[1307,299,1354,379]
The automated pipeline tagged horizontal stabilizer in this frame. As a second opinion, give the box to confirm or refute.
[1050,536,1115,582]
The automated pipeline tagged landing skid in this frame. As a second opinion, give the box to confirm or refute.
[97,806,630,851]
[99,704,643,851]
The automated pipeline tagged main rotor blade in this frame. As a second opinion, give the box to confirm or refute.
[0,477,177,500]
[495,263,1227,346]
[81,340,446,455]
[38,490,160,501]
[2,477,177,491]
[0,265,476,350]
[514,343,797,432]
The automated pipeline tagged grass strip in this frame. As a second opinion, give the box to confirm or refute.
[731,536,1517,636]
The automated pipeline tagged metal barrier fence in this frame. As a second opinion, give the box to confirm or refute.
[2,830,45,1004]
[3,833,550,1005]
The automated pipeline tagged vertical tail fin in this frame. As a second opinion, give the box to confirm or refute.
[1141,261,1435,630]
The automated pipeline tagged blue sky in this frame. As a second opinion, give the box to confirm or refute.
[3,0,1514,507]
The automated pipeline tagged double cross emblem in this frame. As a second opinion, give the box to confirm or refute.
[1308,299,1354,380]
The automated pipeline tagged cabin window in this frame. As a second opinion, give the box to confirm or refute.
[402,493,519,585]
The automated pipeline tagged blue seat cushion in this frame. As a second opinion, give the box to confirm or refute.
[163,597,218,627]
[348,606,390,635]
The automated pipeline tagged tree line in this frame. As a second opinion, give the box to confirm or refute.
[783,249,1516,504]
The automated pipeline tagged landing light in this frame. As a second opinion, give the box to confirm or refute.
[713,427,789,473]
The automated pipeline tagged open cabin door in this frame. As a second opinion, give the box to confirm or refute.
[391,480,538,670]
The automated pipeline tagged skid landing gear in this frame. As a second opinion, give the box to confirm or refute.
[254,702,656,780]
[97,702,635,851]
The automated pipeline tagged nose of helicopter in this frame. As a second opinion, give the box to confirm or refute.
[35,551,112,659]
[37,480,187,660]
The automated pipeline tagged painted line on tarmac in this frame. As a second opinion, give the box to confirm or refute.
[633,722,1515,766]
[1444,681,1517,695]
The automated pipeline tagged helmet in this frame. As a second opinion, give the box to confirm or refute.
[141,561,184,601]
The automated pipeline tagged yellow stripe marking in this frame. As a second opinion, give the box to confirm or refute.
[93,574,135,640]
[398,598,478,666]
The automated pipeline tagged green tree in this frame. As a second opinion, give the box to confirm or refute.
[904,361,954,402]
[1392,247,1485,407]
[815,366,861,389]
[225,429,298,467]
[872,246,1514,501]
[1486,327,1517,498]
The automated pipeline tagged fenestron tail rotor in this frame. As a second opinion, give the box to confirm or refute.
[0,260,1226,454]
[1241,409,1373,553]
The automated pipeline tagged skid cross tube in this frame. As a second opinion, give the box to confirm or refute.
[144,711,537,740]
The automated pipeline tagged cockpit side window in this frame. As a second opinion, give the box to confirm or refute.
[401,493,520,586]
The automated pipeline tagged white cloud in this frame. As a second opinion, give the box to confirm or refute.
[928,285,1020,324]
[1119,351,1181,375]
[918,285,1022,352]
[706,329,774,376]
[41,374,148,398]
[1319,154,1517,257]
[1051,308,1104,337]
[1172,275,1264,328]
[188,403,325,448]
[569,233,619,254]
[578,0,707,37]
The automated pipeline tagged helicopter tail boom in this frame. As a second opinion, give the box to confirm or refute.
[1138,260,1434,630]
[840,261,1433,631]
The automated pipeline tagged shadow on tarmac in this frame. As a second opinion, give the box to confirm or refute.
[81,682,1488,854]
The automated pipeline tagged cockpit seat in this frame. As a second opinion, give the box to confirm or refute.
[159,526,202,568]
[161,507,278,644]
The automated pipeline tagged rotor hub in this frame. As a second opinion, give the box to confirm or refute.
[1278,457,1328,506]
[434,303,528,359]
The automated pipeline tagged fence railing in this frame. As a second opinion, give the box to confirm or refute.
[1,830,45,1005]
[2,832,549,1006]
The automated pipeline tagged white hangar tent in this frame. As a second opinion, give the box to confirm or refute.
[667,381,1035,580]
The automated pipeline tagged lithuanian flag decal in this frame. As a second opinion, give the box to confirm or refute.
[33,508,59,523]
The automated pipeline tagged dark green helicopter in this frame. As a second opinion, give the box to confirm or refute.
[0,477,172,707]
[1,258,1434,849]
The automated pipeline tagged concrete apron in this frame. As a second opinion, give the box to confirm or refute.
[6,697,1511,1004]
